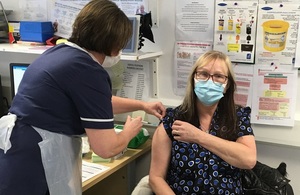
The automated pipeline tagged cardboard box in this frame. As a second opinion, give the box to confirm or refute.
[20,21,54,43]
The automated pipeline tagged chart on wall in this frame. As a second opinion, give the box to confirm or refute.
[233,63,254,107]
[116,61,150,101]
[50,0,148,39]
[251,65,298,127]
[111,0,149,15]
[255,3,300,67]
[175,0,215,42]
[50,0,90,38]
[213,0,258,64]
[19,0,48,21]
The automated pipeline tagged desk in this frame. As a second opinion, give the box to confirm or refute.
[82,139,152,194]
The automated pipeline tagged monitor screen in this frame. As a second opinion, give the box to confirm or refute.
[122,16,140,54]
[9,63,30,99]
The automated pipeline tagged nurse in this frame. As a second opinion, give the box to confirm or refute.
[0,0,165,194]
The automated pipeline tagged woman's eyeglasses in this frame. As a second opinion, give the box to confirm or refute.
[195,71,228,84]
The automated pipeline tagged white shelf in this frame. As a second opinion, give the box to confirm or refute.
[0,43,163,60]
[121,50,163,61]
[0,43,51,54]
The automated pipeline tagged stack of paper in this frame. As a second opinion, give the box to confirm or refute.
[82,161,110,183]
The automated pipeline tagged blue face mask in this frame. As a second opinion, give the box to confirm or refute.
[194,79,225,106]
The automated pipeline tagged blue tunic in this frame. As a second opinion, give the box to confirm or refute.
[0,43,114,194]
[162,106,254,195]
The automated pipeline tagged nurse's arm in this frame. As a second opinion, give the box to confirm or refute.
[85,116,142,158]
[112,96,165,119]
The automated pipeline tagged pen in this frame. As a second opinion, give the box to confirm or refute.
[142,121,159,127]
[142,120,151,124]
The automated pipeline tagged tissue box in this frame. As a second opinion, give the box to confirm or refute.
[114,125,150,149]
[91,148,127,163]
[92,152,112,163]
[20,21,54,42]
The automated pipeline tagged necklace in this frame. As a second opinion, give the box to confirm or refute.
[199,125,210,133]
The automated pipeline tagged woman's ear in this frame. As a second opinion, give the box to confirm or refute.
[222,82,228,94]
[224,84,229,94]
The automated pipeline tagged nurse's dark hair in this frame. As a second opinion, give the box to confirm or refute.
[68,0,132,56]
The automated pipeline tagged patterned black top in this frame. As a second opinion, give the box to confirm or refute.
[162,106,254,195]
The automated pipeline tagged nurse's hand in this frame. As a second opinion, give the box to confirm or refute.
[86,116,143,159]
[142,101,166,120]
[122,115,143,139]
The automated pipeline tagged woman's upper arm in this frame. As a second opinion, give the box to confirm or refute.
[149,123,172,179]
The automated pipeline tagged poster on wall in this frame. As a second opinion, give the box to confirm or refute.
[255,3,300,67]
[251,65,298,127]
[116,61,150,101]
[173,41,212,96]
[50,0,148,39]
[213,0,258,64]
[293,17,300,68]
[111,0,149,15]
[233,63,254,107]
[19,0,48,21]
[50,0,90,38]
[175,0,215,42]
[259,0,300,3]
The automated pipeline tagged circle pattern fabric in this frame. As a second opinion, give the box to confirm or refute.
[162,106,254,195]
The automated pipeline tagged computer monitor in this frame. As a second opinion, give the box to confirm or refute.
[9,63,30,99]
[122,16,140,54]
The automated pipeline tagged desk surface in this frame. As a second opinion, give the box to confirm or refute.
[82,139,152,192]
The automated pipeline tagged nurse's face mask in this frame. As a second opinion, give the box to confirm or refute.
[102,51,122,68]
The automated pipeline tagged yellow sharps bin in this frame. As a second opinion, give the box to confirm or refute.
[262,20,289,52]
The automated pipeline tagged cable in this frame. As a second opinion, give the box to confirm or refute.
[3,96,10,114]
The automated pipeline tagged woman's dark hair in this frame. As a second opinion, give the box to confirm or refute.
[68,0,132,56]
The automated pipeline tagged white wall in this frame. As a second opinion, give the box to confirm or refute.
[0,0,299,193]
[151,1,300,193]
[151,1,300,192]
[153,0,300,195]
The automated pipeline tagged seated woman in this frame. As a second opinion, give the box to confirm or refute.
[149,50,257,195]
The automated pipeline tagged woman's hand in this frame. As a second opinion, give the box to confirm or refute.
[171,120,202,143]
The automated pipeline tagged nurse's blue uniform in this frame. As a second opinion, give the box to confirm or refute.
[0,43,114,195]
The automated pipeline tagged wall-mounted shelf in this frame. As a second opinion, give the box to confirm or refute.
[0,43,163,99]
[0,43,52,54]
[0,43,163,61]
[122,51,163,61]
